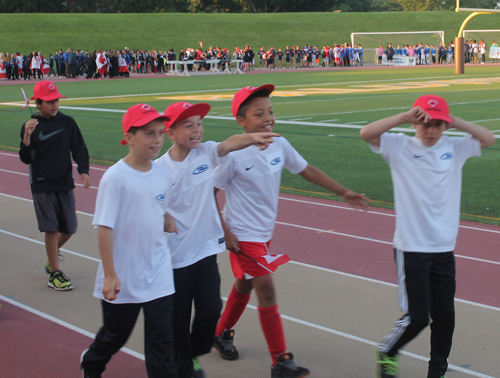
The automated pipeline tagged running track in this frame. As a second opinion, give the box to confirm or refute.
[1,150,499,378]
[1,150,499,308]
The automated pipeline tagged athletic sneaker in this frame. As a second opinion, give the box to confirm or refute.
[375,350,399,378]
[81,349,101,378]
[48,270,73,291]
[270,353,310,378]
[213,329,239,360]
[192,357,206,378]
[44,251,64,274]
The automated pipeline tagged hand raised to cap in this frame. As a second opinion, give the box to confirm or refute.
[406,106,432,125]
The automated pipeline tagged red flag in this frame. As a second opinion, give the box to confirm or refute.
[199,41,203,48]
[262,254,290,270]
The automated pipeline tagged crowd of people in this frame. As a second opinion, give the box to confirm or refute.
[377,39,498,65]
[1,37,497,81]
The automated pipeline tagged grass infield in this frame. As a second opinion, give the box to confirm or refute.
[1,65,499,225]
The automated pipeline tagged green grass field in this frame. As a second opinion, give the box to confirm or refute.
[1,65,499,225]
[1,11,500,55]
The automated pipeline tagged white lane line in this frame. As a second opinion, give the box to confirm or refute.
[275,221,500,266]
[0,295,145,361]
[2,225,499,312]
[278,196,500,235]
[0,231,497,378]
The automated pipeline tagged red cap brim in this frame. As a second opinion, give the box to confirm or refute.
[231,84,275,118]
[164,103,210,129]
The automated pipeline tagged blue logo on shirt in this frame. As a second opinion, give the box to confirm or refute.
[440,152,453,160]
[155,194,165,201]
[193,164,208,175]
[270,157,281,166]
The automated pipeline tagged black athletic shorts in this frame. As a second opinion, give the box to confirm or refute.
[33,190,78,234]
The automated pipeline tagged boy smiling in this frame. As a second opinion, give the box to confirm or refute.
[155,101,278,378]
[213,84,370,378]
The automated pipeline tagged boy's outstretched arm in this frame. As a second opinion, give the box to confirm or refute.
[217,132,280,157]
[98,226,121,301]
[448,115,495,148]
[360,107,431,147]
[299,164,371,211]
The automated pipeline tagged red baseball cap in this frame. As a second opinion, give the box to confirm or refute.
[31,81,66,101]
[121,104,170,145]
[231,84,275,118]
[163,102,210,129]
[412,94,452,123]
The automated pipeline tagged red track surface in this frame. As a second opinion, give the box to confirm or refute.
[2,151,499,308]
[0,301,146,377]
[1,146,499,377]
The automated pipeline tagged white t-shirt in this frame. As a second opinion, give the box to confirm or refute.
[214,137,308,242]
[155,141,226,269]
[92,159,175,304]
[371,133,481,253]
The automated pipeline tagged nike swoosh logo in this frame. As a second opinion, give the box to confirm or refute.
[39,129,64,141]
[414,154,424,158]
[245,166,254,171]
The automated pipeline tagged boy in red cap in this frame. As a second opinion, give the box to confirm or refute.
[19,81,90,291]
[360,95,495,378]
[213,84,370,378]
[155,101,278,378]
[81,104,178,378]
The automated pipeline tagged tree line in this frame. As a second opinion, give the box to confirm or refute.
[0,0,496,13]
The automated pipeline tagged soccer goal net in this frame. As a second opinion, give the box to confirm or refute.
[463,30,500,48]
[351,31,445,63]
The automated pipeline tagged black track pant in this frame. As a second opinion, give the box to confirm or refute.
[173,254,222,378]
[82,295,178,378]
[380,250,456,378]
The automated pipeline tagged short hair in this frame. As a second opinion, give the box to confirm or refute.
[237,90,272,119]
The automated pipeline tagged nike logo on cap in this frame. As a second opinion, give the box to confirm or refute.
[39,129,64,141]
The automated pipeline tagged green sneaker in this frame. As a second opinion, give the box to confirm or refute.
[44,251,64,274]
[192,357,206,378]
[375,349,399,378]
[48,270,73,291]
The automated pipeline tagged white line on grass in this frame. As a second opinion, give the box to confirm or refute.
[5,102,500,138]
[0,294,145,361]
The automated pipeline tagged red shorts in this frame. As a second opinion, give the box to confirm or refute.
[230,241,290,280]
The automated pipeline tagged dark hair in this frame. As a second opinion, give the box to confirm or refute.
[237,90,272,118]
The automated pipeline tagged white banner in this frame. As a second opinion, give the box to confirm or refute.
[489,46,500,59]
[382,54,416,66]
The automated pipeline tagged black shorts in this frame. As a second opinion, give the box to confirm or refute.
[33,190,77,234]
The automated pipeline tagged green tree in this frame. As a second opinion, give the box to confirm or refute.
[370,0,404,11]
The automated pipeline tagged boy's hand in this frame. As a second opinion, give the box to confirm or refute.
[22,118,38,146]
[102,276,121,301]
[224,229,240,253]
[406,106,431,125]
[164,213,178,234]
[80,173,91,188]
[251,132,281,150]
[342,190,371,211]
